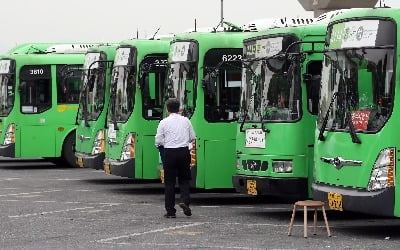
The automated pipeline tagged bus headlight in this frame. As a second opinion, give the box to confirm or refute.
[120,133,135,161]
[91,130,105,155]
[272,160,293,173]
[190,140,196,167]
[367,148,395,191]
[3,124,15,145]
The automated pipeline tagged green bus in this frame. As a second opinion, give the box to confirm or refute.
[0,43,97,167]
[75,45,117,169]
[103,38,170,179]
[163,27,251,189]
[232,20,326,199]
[313,7,399,216]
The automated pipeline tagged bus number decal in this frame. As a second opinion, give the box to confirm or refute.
[222,54,242,61]
[29,69,44,75]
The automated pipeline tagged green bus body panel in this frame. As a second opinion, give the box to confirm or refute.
[141,135,160,179]
[172,31,253,189]
[313,8,400,217]
[104,39,171,179]
[75,46,117,161]
[0,46,89,159]
[235,24,327,197]
[202,139,236,189]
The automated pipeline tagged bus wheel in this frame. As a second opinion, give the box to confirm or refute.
[62,132,78,168]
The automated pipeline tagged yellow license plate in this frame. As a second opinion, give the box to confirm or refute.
[77,157,84,168]
[328,192,343,211]
[104,162,111,175]
[246,180,257,196]
[160,169,165,184]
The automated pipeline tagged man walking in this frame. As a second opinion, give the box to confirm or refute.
[155,98,196,218]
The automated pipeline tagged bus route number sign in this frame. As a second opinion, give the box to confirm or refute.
[245,128,266,148]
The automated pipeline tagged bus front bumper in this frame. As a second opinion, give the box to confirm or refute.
[103,158,135,178]
[232,174,308,199]
[0,143,15,158]
[312,182,394,217]
[75,152,105,170]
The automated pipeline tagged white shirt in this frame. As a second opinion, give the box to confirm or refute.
[155,113,196,148]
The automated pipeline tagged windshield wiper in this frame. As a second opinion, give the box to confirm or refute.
[346,109,361,144]
[318,91,340,141]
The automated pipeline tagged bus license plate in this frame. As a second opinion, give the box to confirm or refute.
[104,162,111,175]
[328,192,343,211]
[77,157,84,168]
[246,180,258,195]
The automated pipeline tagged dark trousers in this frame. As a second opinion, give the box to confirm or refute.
[163,147,191,214]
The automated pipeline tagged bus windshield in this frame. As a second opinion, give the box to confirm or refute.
[240,36,301,122]
[109,47,136,123]
[318,19,395,133]
[166,41,198,118]
[78,52,107,122]
[0,60,15,117]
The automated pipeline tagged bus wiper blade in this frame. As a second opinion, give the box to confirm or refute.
[260,116,270,133]
[346,111,361,144]
[318,92,340,141]
[239,109,248,133]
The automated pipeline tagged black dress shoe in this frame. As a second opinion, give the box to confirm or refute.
[179,203,192,216]
[164,213,176,218]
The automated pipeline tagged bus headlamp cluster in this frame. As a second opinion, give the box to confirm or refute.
[91,130,105,155]
[120,133,135,161]
[272,160,293,173]
[3,124,15,145]
[367,148,395,191]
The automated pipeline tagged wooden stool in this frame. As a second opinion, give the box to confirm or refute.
[288,200,331,238]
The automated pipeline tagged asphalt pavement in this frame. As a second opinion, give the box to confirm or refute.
[0,157,399,249]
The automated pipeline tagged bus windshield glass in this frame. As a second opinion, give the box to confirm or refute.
[241,35,301,122]
[166,41,198,117]
[78,52,107,122]
[0,59,15,117]
[318,19,395,133]
[109,47,136,123]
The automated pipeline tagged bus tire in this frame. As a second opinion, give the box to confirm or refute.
[62,131,78,168]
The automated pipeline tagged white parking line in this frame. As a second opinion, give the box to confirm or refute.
[97,222,204,243]
[0,190,61,197]
[8,204,118,218]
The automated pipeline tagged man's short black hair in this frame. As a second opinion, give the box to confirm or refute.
[166,98,180,113]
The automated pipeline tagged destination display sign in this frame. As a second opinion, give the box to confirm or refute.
[114,47,133,66]
[329,20,380,49]
[0,60,12,74]
[84,52,102,69]
[244,37,283,60]
[170,41,198,62]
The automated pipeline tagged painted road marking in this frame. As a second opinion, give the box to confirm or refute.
[97,222,204,243]
[0,190,61,197]
[8,204,118,218]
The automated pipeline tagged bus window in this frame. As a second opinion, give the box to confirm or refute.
[57,65,82,104]
[19,65,52,113]
[20,79,51,113]
[142,71,166,119]
[304,61,322,115]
